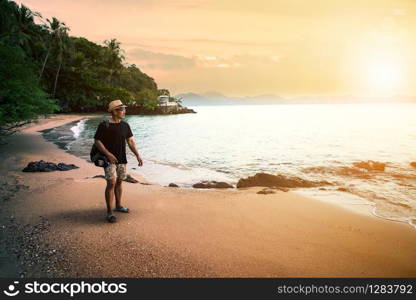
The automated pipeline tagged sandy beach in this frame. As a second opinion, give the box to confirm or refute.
[0,113,415,278]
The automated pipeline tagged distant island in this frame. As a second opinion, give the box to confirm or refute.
[176,91,416,106]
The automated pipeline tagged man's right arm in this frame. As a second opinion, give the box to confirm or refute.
[94,139,118,164]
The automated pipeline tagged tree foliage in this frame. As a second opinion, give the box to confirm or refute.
[0,0,161,135]
[0,44,59,135]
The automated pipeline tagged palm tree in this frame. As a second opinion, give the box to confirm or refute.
[37,24,51,82]
[0,1,41,55]
[14,4,41,52]
[174,96,183,105]
[104,38,124,85]
[47,17,69,98]
[0,1,52,82]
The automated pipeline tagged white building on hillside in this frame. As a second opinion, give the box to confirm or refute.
[157,95,178,106]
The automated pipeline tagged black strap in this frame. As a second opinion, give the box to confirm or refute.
[102,119,124,128]
[101,120,110,128]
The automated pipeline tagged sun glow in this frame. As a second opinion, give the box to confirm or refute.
[367,54,402,90]
[353,32,408,97]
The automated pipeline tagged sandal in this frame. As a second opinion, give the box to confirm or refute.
[106,213,117,223]
[114,207,129,213]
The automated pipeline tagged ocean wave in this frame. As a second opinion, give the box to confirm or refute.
[146,159,192,170]
[41,119,89,152]
[300,161,416,229]
[302,161,416,181]
[70,118,87,138]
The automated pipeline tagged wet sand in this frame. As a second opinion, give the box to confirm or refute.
[0,113,415,277]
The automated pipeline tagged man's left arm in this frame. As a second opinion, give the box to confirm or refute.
[127,136,143,166]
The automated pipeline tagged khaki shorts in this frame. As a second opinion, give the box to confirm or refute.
[104,163,127,180]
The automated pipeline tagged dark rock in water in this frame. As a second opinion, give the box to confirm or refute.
[337,167,371,179]
[22,160,79,172]
[304,161,387,178]
[352,160,385,172]
[257,186,289,194]
[192,180,234,189]
[273,186,289,192]
[410,162,416,168]
[302,165,372,179]
[168,183,179,187]
[92,174,152,185]
[257,188,276,194]
[236,172,331,188]
[124,174,139,183]
[92,174,140,184]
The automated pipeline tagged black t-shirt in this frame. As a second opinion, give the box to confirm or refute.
[93,120,133,164]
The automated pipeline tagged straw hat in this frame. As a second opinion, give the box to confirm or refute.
[108,99,128,112]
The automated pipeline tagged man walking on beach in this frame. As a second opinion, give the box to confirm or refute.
[94,99,143,223]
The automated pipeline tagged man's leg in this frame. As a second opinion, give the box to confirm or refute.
[104,164,117,215]
[115,178,123,209]
[105,178,116,214]
[115,164,127,210]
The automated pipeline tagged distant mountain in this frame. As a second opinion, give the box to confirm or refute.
[246,94,284,100]
[201,91,227,98]
[174,92,416,106]
[174,92,288,106]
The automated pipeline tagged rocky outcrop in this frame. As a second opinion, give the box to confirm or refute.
[236,172,331,188]
[256,186,290,194]
[257,188,276,194]
[192,180,234,189]
[70,102,197,115]
[126,104,196,115]
[303,166,374,179]
[92,175,105,179]
[168,183,179,187]
[352,160,386,172]
[125,174,139,183]
[22,160,79,172]
[92,174,140,183]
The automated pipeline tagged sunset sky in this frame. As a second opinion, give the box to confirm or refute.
[18,0,416,98]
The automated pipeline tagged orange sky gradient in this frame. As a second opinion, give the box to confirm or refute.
[17,0,416,98]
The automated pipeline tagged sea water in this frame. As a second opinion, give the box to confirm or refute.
[44,103,416,228]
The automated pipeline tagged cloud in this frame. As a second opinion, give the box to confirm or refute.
[126,48,283,71]
[126,48,195,70]
[193,53,282,68]
[117,0,209,10]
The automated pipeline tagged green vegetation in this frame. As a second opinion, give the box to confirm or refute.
[0,0,163,137]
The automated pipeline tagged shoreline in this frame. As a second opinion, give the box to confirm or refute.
[44,115,415,230]
[1,113,415,277]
